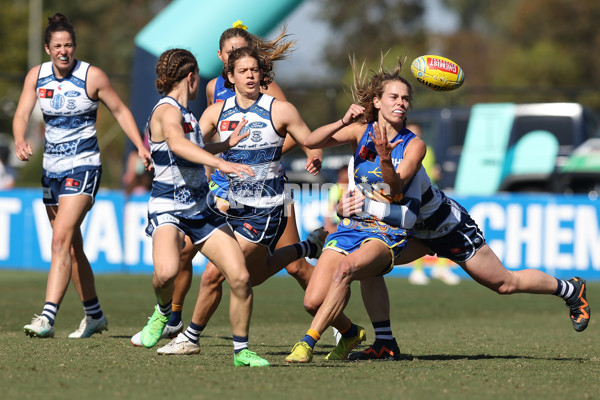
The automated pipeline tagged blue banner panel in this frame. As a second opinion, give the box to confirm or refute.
[1,189,599,281]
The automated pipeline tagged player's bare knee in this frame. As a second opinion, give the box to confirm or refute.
[303,295,321,316]
[154,268,176,289]
[228,274,252,298]
[201,265,226,287]
[334,260,356,284]
[50,235,70,256]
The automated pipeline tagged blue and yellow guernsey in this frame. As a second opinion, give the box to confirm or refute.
[217,93,285,208]
[146,97,210,219]
[36,60,100,178]
[213,75,234,104]
[347,123,417,236]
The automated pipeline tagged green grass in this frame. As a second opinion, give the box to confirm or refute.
[0,270,598,400]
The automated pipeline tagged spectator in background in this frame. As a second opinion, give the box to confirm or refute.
[406,122,460,286]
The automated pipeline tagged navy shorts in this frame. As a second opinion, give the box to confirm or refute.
[145,210,228,245]
[324,218,408,275]
[420,215,486,263]
[226,204,287,254]
[41,168,101,206]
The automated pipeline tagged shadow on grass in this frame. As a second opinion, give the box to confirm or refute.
[412,353,587,362]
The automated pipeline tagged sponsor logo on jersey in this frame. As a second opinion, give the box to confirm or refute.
[247,121,267,129]
[219,120,239,131]
[450,247,463,254]
[39,88,54,98]
[183,122,193,133]
[50,94,65,110]
[358,145,377,162]
[64,90,81,97]
[66,100,77,110]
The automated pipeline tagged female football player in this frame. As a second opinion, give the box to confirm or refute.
[138,47,273,366]
[13,13,151,339]
[131,23,321,345]
[150,46,327,356]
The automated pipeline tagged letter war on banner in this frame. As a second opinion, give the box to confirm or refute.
[1,189,599,280]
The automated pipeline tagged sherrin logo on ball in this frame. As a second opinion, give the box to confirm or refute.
[410,55,465,91]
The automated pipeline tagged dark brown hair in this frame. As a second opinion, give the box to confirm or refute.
[44,13,76,46]
[155,49,198,94]
[224,47,273,91]
[351,53,413,123]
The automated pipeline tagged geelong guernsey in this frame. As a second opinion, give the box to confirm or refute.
[36,60,100,178]
[217,93,285,208]
[146,97,210,218]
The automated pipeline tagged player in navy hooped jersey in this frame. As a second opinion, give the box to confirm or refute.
[131,23,322,347]
[13,13,151,340]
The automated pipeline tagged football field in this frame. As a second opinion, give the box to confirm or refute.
[0,270,597,400]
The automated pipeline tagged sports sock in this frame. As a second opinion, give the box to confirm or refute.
[292,241,312,259]
[301,329,320,349]
[554,279,576,300]
[157,301,172,316]
[183,322,204,344]
[233,335,248,354]
[41,302,59,326]
[340,322,358,339]
[373,320,394,341]
[168,303,183,326]
[82,297,103,319]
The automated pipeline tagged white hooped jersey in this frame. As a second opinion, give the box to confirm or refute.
[146,97,210,219]
[36,60,100,178]
[217,94,286,208]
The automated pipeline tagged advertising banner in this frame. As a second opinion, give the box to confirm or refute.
[1,189,598,280]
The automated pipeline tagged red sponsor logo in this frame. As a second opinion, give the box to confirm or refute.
[219,120,239,131]
[358,145,377,162]
[183,122,193,133]
[426,57,458,75]
[39,88,54,98]
[450,247,462,254]
[65,178,81,187]
[243,222,257,234]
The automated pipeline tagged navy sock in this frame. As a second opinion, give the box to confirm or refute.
[233,335,248,354]
[293,242,311,259]
[301,334,317,349]
[341,323,358,339]
[157,301,172,316]
[183,322,205,344]
[554,279,575,300]
[168,310,182,326]
[83,297,103,319]
[41,302,59,326]
[373,320,394,341]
